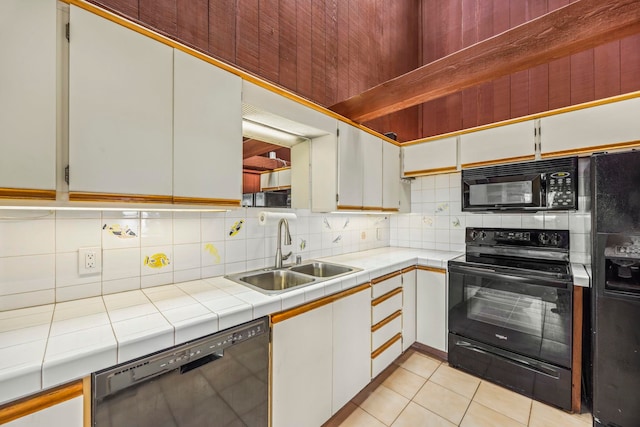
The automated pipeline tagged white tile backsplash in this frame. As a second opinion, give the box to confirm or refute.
[0,208,389,311]
[0,255,55,296]
[390,169,592,265]
[0,217,55,257]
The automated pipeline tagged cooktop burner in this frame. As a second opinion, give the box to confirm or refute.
[453,227,573,280]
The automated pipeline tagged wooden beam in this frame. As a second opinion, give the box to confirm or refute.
[330,0,640,123]
[242,139,282,159]
[243,156,290,171]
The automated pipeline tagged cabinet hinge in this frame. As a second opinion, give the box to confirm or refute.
[336,128,340,137]
[65,165,70,184]
[65,23,70,42]
[336,194,339,202]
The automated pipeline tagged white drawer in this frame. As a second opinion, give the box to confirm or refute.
[371,336,402,378]
[372,313,402,350]
[372,290,403,325]
[371,273,402,299]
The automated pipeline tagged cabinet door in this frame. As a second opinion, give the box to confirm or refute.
[4,396,83,427]
[0,0,56,195]
[277,168,292,188]
[460,120,535,168]
[416,269,447,352]
[362,132,383,209]
[272,304,333,427]
[383,143,401,210]
[337,122,364,208]
[260,172,276,190]
[402,269,417,351]
[173,49,241,203]
[68,6,173,197]
[402,137,457,177]
[332,288,370,412]
[541,97,640,156]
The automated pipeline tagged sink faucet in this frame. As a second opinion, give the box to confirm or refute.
[275,218,293,269]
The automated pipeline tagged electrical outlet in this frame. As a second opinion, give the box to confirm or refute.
[78,247,102,275]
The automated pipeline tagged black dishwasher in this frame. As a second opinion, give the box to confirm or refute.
[92,317,269,427]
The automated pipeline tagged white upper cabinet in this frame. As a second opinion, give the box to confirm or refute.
[460,120,535,167]
[383,143,401,211]
[173,49,242,204]
[311,121,397,212]
[362,131,383,209]
[0,0,56,195]
[337,122,365,208]
[402,136,457,177]
[260,167,291,191]
[68,6,173,198]
[541,97,640,156]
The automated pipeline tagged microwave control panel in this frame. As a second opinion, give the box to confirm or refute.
[546,171,576,208]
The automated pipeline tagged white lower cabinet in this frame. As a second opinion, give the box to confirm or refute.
[332,289,371,412]
[4,396,83,427]
[416,268,448,352]
[272,286,370,427]
[371,272,404,379]
[402,268,417,351]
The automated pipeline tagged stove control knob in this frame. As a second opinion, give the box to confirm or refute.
[539,233,550,244]
[550,233,560,246]
[470,230,480,240]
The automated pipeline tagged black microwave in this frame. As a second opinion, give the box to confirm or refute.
[462,157,578,212]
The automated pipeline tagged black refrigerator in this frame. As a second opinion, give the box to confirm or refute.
[591,150,640,427]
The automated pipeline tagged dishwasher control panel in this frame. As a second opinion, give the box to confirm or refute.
[93,317,269,399]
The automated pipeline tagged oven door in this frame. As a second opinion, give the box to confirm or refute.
[448,263,572,368]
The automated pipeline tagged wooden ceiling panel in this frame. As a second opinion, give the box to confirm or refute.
[330,0,640,123]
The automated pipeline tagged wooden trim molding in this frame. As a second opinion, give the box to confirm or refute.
[261,166,291,173]
[401,266,417,274]
[0,380,83,425]
[260,186,292,192]
[271,283,370,324]
[0,188,56,200]
[403,166,458,177]
[371,270,402,285]
[462,155,536,170]
[172,196,241,207]
[336,205,364,211]
[82,377,91,427]
[571,286,584,413]
[371,310,402,333]
[362,206,384,211]
[541,140,640,159]
[416,266,446,274]
[381,208,400,212]
[371,287,403,307]
[403,90,640,146]
[371,333,402,359]
[69,192,173,204]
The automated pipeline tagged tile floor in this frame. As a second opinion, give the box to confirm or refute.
[325,349,592,427]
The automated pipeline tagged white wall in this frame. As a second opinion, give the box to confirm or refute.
[0,208,390,311]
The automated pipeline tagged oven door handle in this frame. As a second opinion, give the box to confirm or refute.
[449,264,570,288]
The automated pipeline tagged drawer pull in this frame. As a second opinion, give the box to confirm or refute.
[371,310,402,332]
[371,333,402,359]
[372,287,402,306]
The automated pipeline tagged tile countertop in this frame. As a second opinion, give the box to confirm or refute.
[0,247,590,406]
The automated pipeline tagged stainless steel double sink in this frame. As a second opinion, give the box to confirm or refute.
[225,261,361,295]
